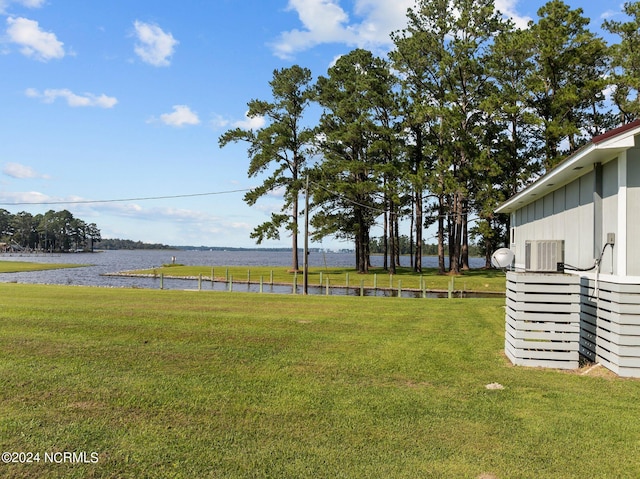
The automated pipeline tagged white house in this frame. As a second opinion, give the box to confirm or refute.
[496,120,640,377]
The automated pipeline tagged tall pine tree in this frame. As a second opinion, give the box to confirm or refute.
[604,1,640,123]
[312,49,396,273]
[219,65,315,271]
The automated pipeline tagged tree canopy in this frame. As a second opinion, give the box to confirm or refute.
[224,0,640,273]
[219,65,315,271]
[0,209,101,252]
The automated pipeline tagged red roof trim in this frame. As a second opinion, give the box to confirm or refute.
[592,119,640,144]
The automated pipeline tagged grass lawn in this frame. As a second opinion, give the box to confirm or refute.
[130,265,507,293]
[0,284,638,478]
[0,260,86,273]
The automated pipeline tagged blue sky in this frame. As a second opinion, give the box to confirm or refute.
[0,0,624,248]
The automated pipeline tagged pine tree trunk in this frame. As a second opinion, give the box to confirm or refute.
[365,227,371,269]
[448,202,454,272]
[450,192,462,275]
[414,187,423,273]
[485,227,493,269]
[389,201,396,275]
[410,200,414,270]
[461,202,469,271]
[438,194,445,274]
[356,208,368,274]
[413,126,423,272]
[395,214,400,267]
[291,192,299,271]
[383,200,389,271]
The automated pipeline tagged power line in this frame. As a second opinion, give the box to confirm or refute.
[0,188,252,207]
[310,180,388,214]
[310,180,481,222]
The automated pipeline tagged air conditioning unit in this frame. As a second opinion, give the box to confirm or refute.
[525,240,564,272]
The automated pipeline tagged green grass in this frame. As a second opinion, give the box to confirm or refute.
[0,260,86,273]
[130,265,507,293]
[1,284,639,478]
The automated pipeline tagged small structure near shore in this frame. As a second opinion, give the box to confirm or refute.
[497,120,640,377]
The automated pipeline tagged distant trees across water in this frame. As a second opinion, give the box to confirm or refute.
[0,209,101,253]
[369,236,482,258]
[94,239,174,250]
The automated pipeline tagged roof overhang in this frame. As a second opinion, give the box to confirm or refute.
[496,120,640,214]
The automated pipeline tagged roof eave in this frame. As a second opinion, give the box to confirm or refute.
[496,124,640,215]
[496,144,595,214]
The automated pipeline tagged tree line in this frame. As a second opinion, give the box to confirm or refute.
[94,238,173,250]
[220,0,640,274]
[0,209,101,253]
[369,236,482,258]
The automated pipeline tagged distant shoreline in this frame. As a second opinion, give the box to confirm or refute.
[172,246,350,253]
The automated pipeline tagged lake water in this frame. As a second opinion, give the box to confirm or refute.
[0,249,488,296]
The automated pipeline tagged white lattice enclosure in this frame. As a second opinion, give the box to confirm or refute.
[505,272,581,369]
[580,278,640,377]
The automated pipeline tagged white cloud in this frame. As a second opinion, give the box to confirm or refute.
[209,114,230,130]
[2,162,50,179]
[133,20,178,67]
[272,0,541,58]
[20,0,45,6]
[0,190,50,203]
[495,0,532,30]
[267,186,286,199]
[600,8,622,21]
[99,202,252,239]
[352,0,415,44]
[233,111,265,130]
[0,0,45,14]
[6,16,65,61]
[603,83,615,102]
[271,0,413,59]
[25,88,118,108]
[157,105,200,127]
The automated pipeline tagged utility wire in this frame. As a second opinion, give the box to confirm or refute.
[5,178,476,225]
[0,188,252,206]
[309,179,479,221]
[310,180,388,215]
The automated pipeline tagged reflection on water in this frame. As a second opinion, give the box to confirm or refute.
[0,249,493,297]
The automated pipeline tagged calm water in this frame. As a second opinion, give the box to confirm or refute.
[0,249,487,295]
